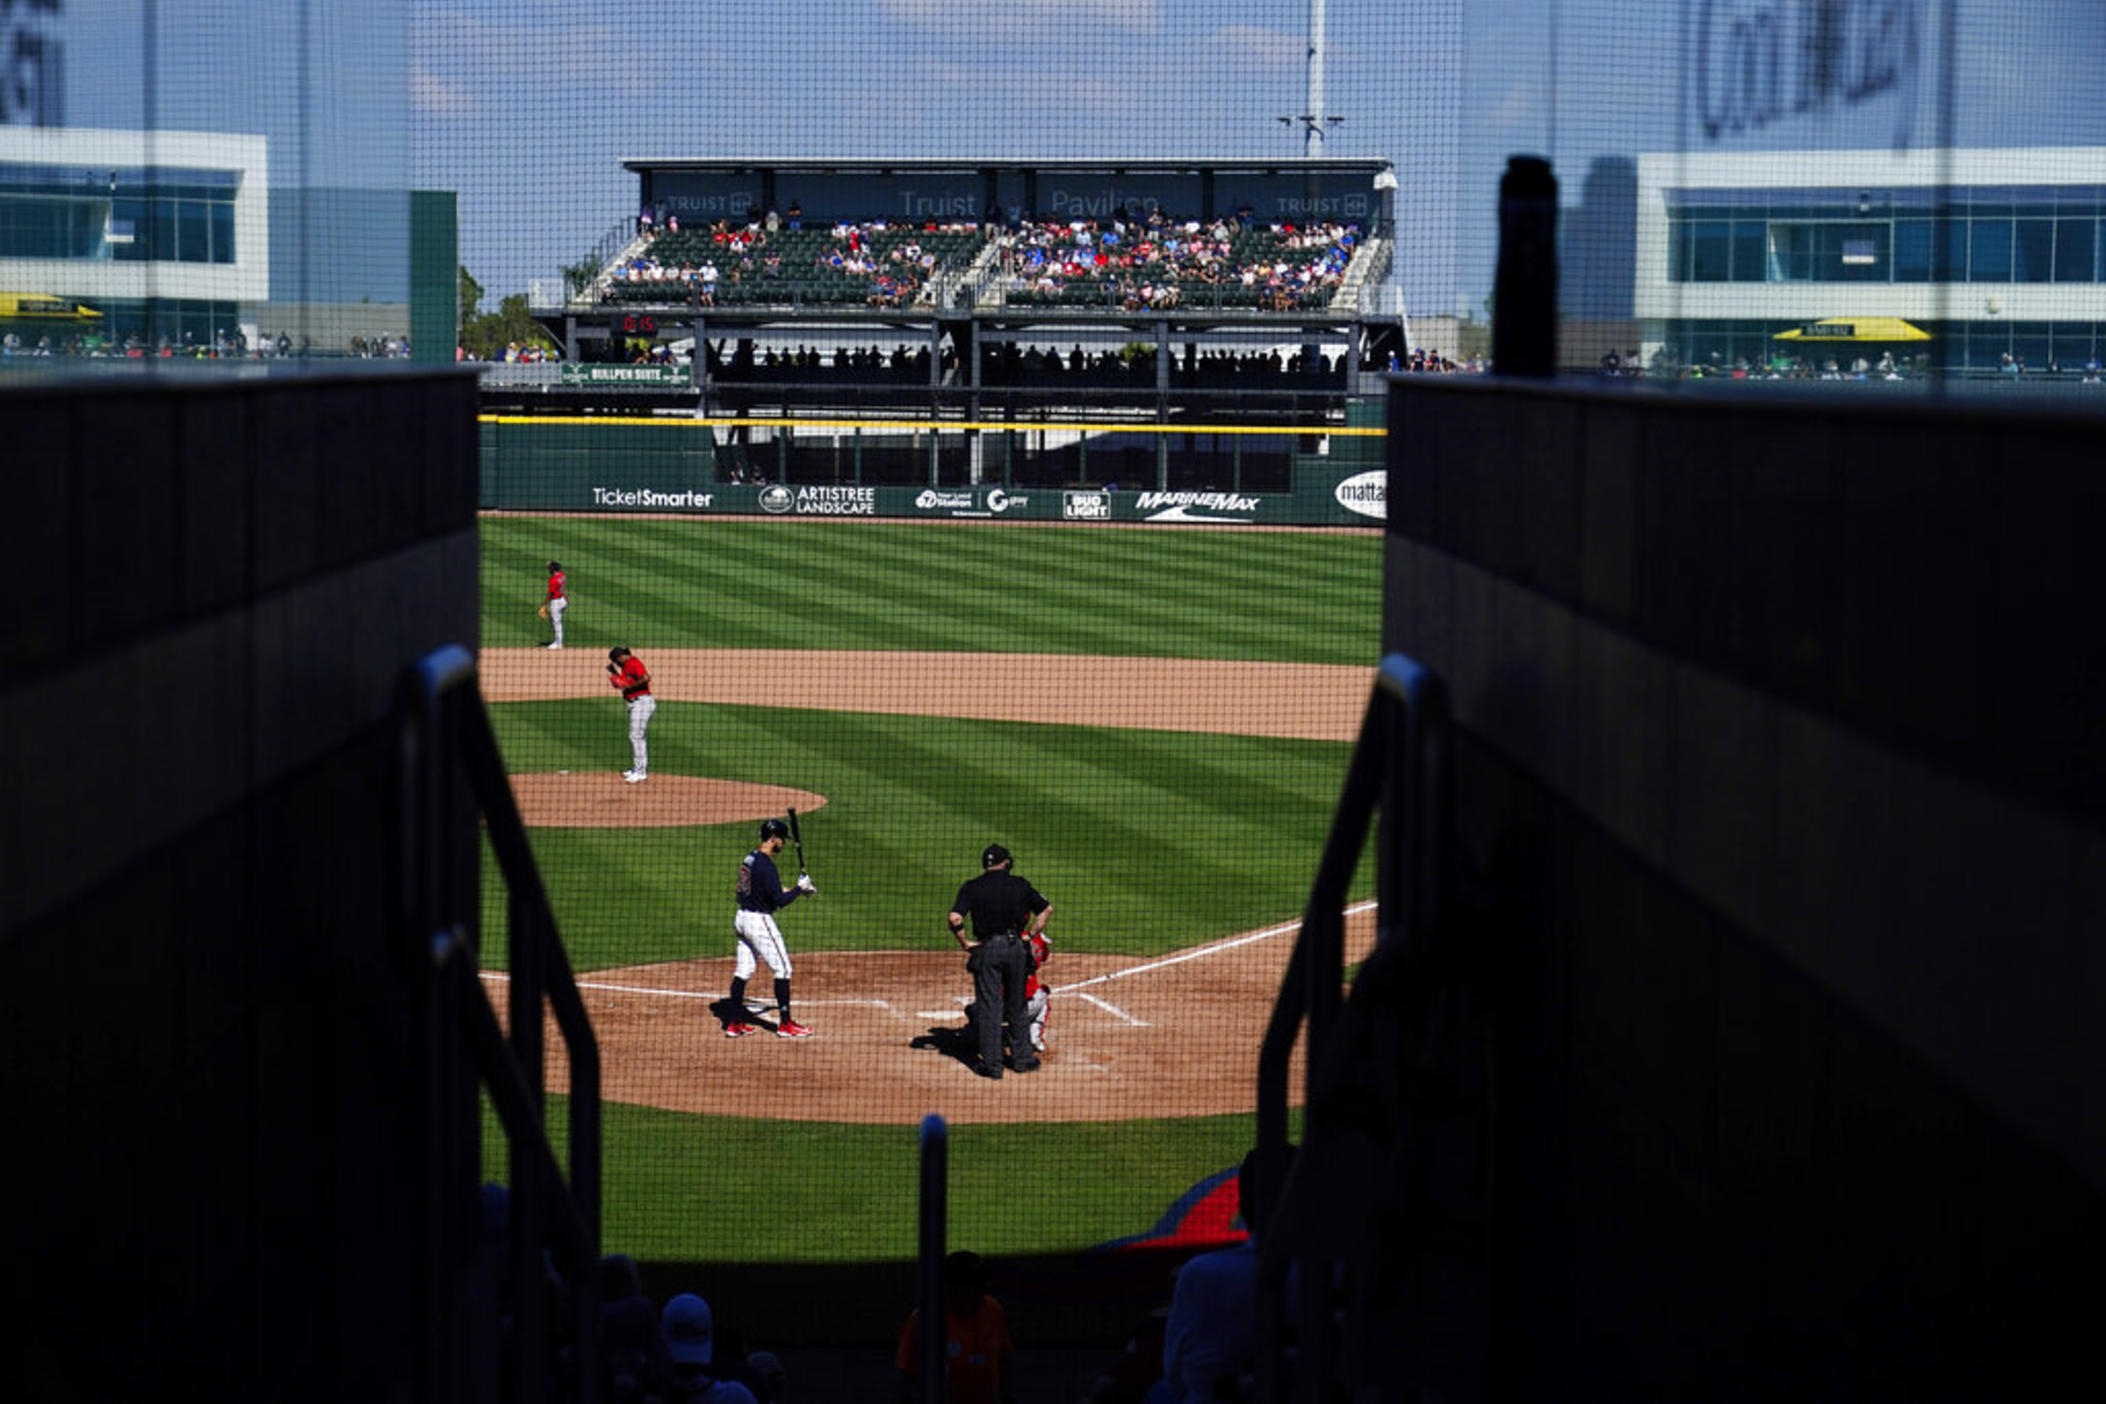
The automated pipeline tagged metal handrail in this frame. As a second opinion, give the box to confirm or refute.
[402,643,602,1404]
[1253,652,1451,1401]
[916,1115,949,1404]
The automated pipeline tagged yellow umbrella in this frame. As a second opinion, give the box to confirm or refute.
[1773,317,1931,342]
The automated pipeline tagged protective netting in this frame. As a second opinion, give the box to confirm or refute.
[11,0,2102,1329]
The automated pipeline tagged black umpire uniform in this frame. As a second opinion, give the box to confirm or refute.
[948,843,1051,1079]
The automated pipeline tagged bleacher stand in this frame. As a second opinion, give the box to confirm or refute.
[594,209,1361,315]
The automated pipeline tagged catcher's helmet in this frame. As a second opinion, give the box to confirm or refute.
[982,843,1011,868]
[760,818,791,842]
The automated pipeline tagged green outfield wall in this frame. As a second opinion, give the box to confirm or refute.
[479,414,1388,525]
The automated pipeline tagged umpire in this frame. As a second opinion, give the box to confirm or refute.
[947,843,1051,1079]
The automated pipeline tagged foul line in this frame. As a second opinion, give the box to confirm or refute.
[1077,991,1148,1027]
[481,972,892,1010]
[1051,899,1377,997]
[483,902,1375,1010]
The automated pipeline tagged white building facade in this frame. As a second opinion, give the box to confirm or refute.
[0,126,268,352]
[1636,148,2106,372]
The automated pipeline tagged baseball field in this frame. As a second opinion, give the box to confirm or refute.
[477,512,1381,1264]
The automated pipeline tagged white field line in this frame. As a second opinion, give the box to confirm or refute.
[482,900,1376,1012]
[1077,991,1148,1027]
[480,972,892,1011]
[1049,900,1377,997]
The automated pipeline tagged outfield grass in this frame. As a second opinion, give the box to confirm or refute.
[484,701,1370,971]
[483,516,1381,664]
[478,515,1377,1261]
[515,1096,1300,1263]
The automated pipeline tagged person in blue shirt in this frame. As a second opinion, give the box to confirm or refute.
[724,817,816,1038]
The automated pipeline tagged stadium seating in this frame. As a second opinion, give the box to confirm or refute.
[592,213,1368,315]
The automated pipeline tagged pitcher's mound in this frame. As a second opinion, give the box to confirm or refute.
[508,773,826,828]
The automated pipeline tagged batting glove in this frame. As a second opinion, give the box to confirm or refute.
[796,874,816,893]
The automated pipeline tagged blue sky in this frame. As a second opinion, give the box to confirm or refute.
[45,1,2106,314]
[407,0,2106,312]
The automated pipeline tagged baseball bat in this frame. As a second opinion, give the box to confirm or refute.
[787,806,809,877]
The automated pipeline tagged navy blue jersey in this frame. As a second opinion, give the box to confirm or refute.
[950,870,1048,939]
[736,849,802,912]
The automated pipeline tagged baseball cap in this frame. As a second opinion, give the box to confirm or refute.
[662,1292,714,1364]
[982,843,1011,868]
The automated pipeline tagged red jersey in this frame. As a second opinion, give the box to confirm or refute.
[1022,932,1049,999]
[547,570,567,601]
[610,656,650,699]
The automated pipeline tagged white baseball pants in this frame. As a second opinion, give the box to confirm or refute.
[733,909,793,981]
[626,694,656,775]
[548,596,566,645]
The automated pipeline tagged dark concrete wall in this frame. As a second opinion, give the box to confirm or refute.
[0,368,480,1399]
[1384,378,2104,1397]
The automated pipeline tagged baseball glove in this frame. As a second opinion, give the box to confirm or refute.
[537,604,549,619]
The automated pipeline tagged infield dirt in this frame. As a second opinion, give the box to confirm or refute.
[485,645,1376,1125]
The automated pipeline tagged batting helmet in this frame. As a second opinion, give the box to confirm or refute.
[982,843,1011,868]
[760,818,791,842]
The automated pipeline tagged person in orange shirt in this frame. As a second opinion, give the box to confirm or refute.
[895,1250,1014,1404]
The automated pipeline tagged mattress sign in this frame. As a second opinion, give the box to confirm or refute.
[1333,470,1386,521]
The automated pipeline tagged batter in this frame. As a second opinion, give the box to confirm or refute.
[726,817,817,1039]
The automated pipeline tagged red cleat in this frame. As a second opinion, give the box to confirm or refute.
[724,1022,758,1038]
[775,1019,815,1039]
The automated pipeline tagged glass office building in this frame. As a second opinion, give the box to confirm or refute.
[0,127,266,353]
[1638,149,2106,373]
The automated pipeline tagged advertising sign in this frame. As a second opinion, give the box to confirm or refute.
[1332,470,1386,521]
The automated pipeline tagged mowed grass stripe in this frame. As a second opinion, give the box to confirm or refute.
[481,517,1378,663]
[519,1096,1292,1263]
[481,701,1365,972]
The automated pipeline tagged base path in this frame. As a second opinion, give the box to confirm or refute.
[498,905,1377,1126]
[485,643,1379,1123]
[481,648,1372,741]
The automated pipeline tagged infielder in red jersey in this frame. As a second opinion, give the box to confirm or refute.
[607,646,654,782]
[542,561,567,648]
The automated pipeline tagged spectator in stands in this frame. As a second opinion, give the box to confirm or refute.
[1159,1145,1296,1404]
[895,1250,1015,1404]
[599,1254,683,1403]
[786,199,803,230]
[663,1293,758,1403]
[744,1350,785,1401]
[1086,1307,1171,1403]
